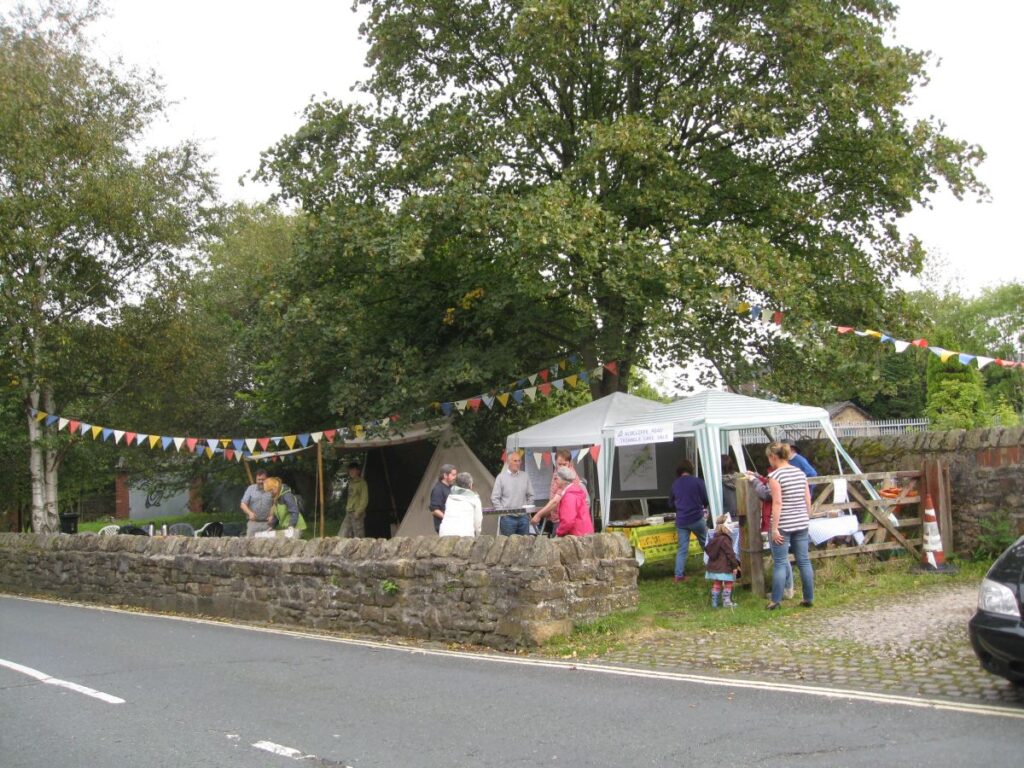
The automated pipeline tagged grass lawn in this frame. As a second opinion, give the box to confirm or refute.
[546,553,990,658]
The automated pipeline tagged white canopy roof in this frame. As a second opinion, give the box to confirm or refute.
[505,391,664,451]
[598,391,866,525]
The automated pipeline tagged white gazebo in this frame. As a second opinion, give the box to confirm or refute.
[598,391,869,526]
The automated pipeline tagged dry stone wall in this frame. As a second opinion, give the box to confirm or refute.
[0,532,638,649]
[791,426,1024,554]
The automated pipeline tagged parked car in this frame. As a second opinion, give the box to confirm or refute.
[968,535,1024,685]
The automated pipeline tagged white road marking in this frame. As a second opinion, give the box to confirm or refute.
[6,594,1024,721]
[252,740,314,759]
[0,657,125,704]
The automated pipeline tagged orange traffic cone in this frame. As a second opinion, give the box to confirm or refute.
[918,494,955,573]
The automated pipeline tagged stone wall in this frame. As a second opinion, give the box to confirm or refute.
[0,532,638,649]
[786,426,1024,554]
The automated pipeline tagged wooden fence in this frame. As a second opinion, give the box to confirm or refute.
[736,460,952,597]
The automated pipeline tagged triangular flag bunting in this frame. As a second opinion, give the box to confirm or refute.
[552,379,565,390]
[225,450,234,461]
[233,439,244,451]
[246,438,258,452]
[589,444,600,462]
[311,431,323,443]
[837,326,854,334]
[592,366,604,380]
[440,402,453,416]
[468,398,482,412]
[324,429,337,442]
[205,447,214,459]
[101,428,113,442]
[893,340,911,354]
[90,426,103,440]
[44,414,59,426]
[186,438,198,452]
[539,369,549,382]
[911,338,928,348]
[528,374,538,385]
[173,437,186,452]
[284,435,297,449]
[604,361,618,375]
[68,420,80,434]
[455,399,468,412]
[482,394,495,409]
[565,375,578,389]
[148,435,160,449]
[258,437,270,451]
[496,393,510,407]
[538,383,552,396]
[35,410,48,422]
[958,353,976,366]
[112,430,124,445]
[524,387,537,400]
[161,436,173,450]
[976,356,995,369]
[58,418,69,431]
[298,434,310,447]
[511,390,524,404]
[125,432,136,445]
[533,451,544,470]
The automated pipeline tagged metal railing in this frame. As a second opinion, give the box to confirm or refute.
[737,418,929,445]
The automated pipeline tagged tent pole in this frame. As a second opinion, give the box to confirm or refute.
[379,447,399,536]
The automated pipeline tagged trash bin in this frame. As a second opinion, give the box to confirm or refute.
[58,513,79,534]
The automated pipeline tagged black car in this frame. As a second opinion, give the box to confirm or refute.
[968,535,1024,685]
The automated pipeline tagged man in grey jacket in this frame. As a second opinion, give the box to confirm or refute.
[491,451,534,535]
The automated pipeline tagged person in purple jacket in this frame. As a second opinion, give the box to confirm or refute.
[668,458,709,583]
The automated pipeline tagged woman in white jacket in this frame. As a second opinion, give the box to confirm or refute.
[439,472,483,537]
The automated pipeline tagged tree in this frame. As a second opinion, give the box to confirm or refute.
[0,2,213,532]
[256,0,983,420]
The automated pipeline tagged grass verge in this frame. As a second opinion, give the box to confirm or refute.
[544,553,990,659]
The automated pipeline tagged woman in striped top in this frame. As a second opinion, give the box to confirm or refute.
[765,442,814,610]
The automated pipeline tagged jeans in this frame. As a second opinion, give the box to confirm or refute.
[499,514,531,536]
[770,528,814,604]
[674,519,708,579]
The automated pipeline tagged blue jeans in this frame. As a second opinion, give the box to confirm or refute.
[674,519,708,579]
[499,514,531,536]
[770,528,814,604]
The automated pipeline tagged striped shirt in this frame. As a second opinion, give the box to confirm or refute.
[769,465,810,532]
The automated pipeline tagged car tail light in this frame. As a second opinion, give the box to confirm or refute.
[978,578,1022,618]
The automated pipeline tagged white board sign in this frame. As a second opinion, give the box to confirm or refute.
[613,423,674,447]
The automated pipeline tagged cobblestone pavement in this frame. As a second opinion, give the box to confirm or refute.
[592,584,1024,707]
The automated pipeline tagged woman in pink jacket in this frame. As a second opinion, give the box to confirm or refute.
[554,467,594,537]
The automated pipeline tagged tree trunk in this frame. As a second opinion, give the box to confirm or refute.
[27,386,57,533]
[43,384,60,528]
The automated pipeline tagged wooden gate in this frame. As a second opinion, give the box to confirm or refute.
[737,460,952,597]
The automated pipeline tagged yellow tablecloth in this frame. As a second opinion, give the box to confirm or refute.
[611,522,703,566]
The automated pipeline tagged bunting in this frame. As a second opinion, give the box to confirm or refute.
[25,356,622,463]
[832,325,1022,372]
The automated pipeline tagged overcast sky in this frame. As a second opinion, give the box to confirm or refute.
[7,1,1022,296]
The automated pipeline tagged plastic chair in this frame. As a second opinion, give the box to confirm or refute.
[119,525,150,536]
[98,524,121,536]
[166,523,196,537]
[195,521,223,538]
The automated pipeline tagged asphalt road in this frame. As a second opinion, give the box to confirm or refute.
[1,595,1022,767]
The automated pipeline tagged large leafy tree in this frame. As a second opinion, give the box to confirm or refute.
[0,2,213,531]
[256,0,983,420]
